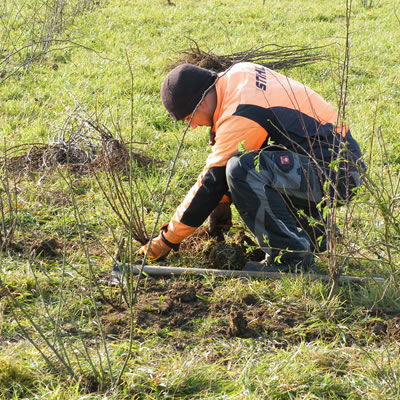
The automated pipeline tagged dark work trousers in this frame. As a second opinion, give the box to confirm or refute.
[226,150,323,262]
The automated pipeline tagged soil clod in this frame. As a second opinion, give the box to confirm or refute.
[227,306,248,337]
[168,281,197,302]
[242,293,258,306]
[208,242,246,270]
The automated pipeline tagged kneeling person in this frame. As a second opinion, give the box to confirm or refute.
[140,62,365,272]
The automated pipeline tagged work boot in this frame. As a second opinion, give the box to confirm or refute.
[244,252,316,273]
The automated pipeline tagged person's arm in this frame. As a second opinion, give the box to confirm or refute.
[139,164,228,260]
[141,116,266,260]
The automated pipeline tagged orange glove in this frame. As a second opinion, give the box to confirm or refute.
[139,234,171,261]
[139,224,180,261]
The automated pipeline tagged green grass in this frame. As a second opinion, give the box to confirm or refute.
[1,0,400,398]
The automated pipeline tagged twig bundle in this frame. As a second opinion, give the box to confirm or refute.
[168,41,327,72]
[2,111,155,175]
[2,111,110,174]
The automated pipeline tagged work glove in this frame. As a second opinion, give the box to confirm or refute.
[208,202,232,235]
[139,223,179,261]
[139,234,171,261]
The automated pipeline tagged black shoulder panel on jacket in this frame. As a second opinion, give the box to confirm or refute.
[233,104,336,161]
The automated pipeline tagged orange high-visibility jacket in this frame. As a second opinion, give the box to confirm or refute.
[162,62,362,247]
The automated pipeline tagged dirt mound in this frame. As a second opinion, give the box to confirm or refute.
[365,317,400,339]
[208,242,246,270]
[179,227,264,269]
[102,280,209,338]
[179,226,247,269]
[100,285,311,342]
[100,278,400,346]
[2,111,162,176]
[3,140,158,176]
[29,238,60,258]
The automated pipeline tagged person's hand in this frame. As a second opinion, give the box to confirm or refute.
[209,202,232,234]
[139,234,171,261]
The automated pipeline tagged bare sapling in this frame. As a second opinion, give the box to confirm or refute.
[325,0,353,298]
[0,149,18,251]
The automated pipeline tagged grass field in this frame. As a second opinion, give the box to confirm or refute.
[1,0,400,398]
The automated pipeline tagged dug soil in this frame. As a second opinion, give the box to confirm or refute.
[100,278,400,347]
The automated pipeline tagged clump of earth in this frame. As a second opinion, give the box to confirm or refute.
[179,226,264,270]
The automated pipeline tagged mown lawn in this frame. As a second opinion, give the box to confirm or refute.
[1,0,400,398]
